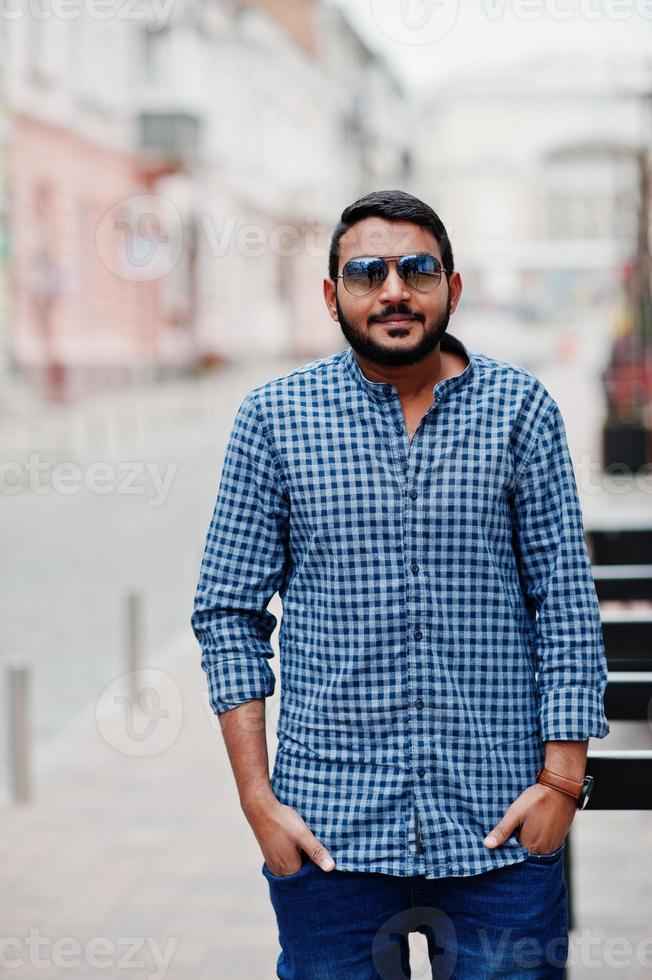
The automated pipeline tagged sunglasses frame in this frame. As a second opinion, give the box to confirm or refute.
[336,253,448,297]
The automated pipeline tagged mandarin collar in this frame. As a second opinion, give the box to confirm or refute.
[342,331,476,402]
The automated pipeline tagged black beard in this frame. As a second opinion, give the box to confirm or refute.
[335,293,452,367]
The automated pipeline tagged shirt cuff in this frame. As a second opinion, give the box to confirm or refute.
[539,684,610,741]
[202,655,276,715]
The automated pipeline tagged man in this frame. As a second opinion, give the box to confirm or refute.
[191,190,610,978]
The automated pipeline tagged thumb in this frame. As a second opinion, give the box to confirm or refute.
[301,834,336,871]
[483,804,522,849]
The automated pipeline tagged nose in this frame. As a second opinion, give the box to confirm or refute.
[378,263,410,303]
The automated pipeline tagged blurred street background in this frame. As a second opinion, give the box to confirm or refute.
[1,0,652,977]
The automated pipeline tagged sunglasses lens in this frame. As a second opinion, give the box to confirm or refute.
[340,254,443,295]
[342,257,387,296]
[399,254,442,291]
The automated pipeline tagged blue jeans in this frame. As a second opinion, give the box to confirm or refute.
[261,843,568,979]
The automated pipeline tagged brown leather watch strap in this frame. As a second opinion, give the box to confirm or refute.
[536,766,583,800]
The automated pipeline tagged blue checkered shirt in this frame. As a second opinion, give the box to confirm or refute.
[191,330,610,879]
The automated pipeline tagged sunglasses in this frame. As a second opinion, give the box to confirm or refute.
[336,253,447,297]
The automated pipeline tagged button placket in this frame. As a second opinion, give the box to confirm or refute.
[378,389,409,471]
[404,423,429,858]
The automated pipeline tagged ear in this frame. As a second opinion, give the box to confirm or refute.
[323,278,339,321]
[448,271,463,315]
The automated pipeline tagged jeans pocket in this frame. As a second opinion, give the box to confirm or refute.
[262,855,315,882]
[523,841,566,862]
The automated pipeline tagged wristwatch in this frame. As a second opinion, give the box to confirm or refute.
[536,766,594,810]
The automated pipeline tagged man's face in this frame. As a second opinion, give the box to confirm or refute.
[323,217,462,367]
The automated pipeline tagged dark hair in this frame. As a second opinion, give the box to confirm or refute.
[328,189,454,281]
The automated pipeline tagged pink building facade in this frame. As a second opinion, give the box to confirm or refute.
[9,114,197,399]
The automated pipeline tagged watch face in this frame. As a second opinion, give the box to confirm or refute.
[579,775,594,810]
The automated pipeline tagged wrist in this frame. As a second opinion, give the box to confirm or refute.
[536,766,595,810]
[537,781,577,805]
[543,740,588,784]
[241,782,277,818]
[537,766,582,797]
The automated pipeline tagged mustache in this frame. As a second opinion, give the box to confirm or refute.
[368,306,425,325]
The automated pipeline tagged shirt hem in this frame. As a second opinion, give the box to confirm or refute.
[324,848,532,880]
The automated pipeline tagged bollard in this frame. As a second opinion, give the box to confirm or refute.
[127,592,143,703]
[7,664,31,803]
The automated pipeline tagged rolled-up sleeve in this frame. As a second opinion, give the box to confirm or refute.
[510,397,610,741]
[191,391,290,715]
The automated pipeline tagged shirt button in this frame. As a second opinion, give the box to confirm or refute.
[409,489,418,499]
[414,629,422,640]
[410,562,419,574]
[417,767,426,777]
[415,698,424,709]
[395,425,402,435]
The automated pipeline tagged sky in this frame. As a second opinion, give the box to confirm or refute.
[326,0,652,94]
